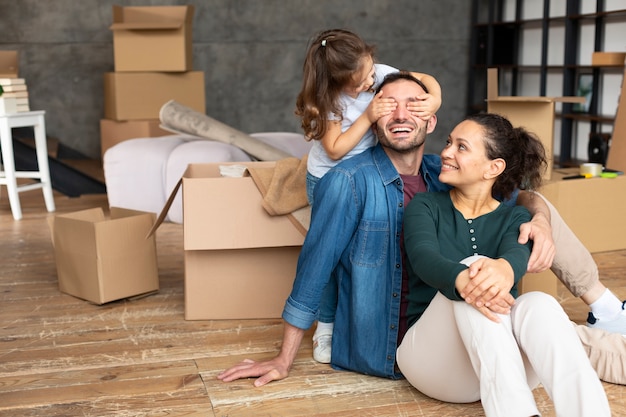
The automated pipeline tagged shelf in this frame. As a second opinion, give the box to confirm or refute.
[472,64,624,70]
[468,1,626,164]
[474,9,626,25]
[574,9,626,21]
[558,113,615,124]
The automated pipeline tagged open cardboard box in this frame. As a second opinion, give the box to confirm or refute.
[110,5,194,72]
[103,71,205,121]
[486,68,585,180]
[149,162,306,320]
[48,207,159,305]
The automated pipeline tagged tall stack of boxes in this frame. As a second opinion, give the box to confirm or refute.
[101,5,206,157]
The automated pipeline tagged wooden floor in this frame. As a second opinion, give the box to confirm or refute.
[1,189,625,417]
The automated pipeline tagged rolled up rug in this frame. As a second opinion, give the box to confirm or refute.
[159,99,292,161]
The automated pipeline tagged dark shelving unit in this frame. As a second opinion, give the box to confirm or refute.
[468,0,626,166]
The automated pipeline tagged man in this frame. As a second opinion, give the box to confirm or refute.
[218,72,625,387]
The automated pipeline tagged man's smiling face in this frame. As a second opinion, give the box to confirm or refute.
[375,78,435,154]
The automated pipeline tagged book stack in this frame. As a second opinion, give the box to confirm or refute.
[0,78,30,112]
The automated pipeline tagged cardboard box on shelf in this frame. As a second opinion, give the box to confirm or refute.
[150,162,305,320]
[100,118,171,157]
[103,71,205,121]
[486,68,585,180]
[591,52,626,67]
[0,50,19,78]
[48,207,159,305]
[110,5,194,72]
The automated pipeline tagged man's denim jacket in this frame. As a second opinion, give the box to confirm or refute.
[282,144,450,379]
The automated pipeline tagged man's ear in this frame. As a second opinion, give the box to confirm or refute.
[426,114,437,134]
[485,158,506,179]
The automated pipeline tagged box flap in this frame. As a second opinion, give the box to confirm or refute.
[111,206,155,221]
[49,208,105,255]
[606,67,626,173]
[111,5,193,30]
[94,211,159,302]
[110,21,182,31]
[49,209,103,303]
[147,178,183,238]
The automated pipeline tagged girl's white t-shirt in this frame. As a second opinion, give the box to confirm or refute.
[307,63,398,178]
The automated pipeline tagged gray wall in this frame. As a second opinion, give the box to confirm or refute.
[1,0,471,159]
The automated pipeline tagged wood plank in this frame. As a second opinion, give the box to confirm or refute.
[0,362,213,416]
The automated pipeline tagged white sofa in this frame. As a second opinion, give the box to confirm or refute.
[103,132,312,223]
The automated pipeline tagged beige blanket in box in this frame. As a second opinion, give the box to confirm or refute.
[248,156,310,236]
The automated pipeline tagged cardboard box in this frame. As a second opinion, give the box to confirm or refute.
[592,52,626,67]
[151,162,305,320]
[540,168,626,253]
[486,68,585,179]
[110,5,194,72]
[520,166,626,297]
[520,269,557,298]
[100,118,171,157]
[0,50,19,78]
[48,207,159,305]
[103,71,205,121]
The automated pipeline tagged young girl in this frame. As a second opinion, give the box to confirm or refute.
[295,28,442,363]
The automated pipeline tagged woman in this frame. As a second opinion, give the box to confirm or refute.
[398,113,610,416]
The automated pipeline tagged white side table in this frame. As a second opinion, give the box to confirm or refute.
[0,111,55,220]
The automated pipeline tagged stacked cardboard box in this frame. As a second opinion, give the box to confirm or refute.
[101,5,205,157]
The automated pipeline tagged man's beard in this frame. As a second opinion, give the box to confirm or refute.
[376,124,427,154]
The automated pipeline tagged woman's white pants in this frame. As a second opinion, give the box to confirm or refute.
[396,291,610,417]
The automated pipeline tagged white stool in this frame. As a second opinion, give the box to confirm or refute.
[0,110,55,220]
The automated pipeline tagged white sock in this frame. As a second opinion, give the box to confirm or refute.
[314,321,334,338]
[590,289,624,320]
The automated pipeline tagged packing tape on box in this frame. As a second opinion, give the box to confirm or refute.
[579,163,603,177]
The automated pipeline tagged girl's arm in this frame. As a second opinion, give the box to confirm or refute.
[321,90,396,160]
[408,72,442,120]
